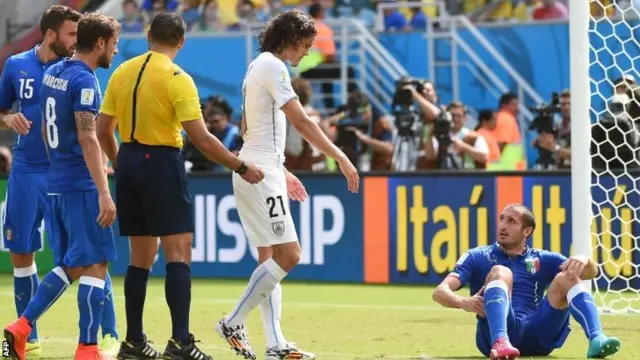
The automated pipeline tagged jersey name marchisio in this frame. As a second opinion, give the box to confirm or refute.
[239,52,298,165]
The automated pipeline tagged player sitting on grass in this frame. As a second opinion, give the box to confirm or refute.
[433,204,621,360]
[3,13,120,360]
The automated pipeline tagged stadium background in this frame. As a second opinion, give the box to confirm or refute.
[0,0,635,287]
[1,1,640,358]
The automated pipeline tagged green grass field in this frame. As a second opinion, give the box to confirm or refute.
[0,274,636,360]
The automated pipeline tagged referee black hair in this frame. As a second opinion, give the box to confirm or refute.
[258,10,317,55]
[149,12,186,47]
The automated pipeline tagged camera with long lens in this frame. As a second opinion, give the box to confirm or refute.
[528,92,562,169]
[391,77,426,171]
[334,95,371,165]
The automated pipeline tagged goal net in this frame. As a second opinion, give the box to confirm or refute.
[579,0,640,314]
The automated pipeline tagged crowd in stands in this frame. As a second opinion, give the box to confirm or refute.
[117,0,634,35]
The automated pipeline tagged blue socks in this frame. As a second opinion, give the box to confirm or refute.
[101,272,118,339]
[14,264,40,342]
[23,266,70,325]
[78,276,106,345]
[568,284,604,341]
[165,262,191,345]
[485,280,510,344]
[124,265,150,343]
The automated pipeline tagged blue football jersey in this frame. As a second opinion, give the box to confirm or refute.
[451,243,567,318]
[0,46,62,172]
[41,59,101,192]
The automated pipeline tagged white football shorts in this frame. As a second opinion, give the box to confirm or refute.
[232,165,298,247]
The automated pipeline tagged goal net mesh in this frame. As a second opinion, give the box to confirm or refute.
[589,0,640,314]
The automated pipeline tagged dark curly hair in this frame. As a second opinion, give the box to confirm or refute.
[258,10,317,54]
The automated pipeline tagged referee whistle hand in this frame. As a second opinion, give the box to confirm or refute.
[241,163,265,184]
[97,193,116,228]
[3,113,31,135]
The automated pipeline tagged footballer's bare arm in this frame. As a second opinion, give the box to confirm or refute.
[75,111,109,195]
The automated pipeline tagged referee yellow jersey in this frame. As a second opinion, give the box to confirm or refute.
[100,51,202,149]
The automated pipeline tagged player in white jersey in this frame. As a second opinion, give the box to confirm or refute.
[215,9,359,360]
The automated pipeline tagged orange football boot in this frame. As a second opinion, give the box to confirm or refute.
[3,316,32,360]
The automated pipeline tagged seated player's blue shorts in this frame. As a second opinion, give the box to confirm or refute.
[48,190,116,268]
[2,171,54,254]
[476,296,571,357]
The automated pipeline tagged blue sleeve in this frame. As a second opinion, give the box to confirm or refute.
[450,250,476,288]
[72,75,100,114]
[141,0,153,11]
[0,59,16,110]
[377,129,392,142]
[541,251,567,282]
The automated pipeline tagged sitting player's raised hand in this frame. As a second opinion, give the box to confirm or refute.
[285,171,308,202]
[461,286,486,318]
[97,192,116,228]
[337,157,360,193]
[3,112,32,135]
[559,255,588,278]
[240,163,265,184]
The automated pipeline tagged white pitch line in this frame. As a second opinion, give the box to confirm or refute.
[0,291,455,313]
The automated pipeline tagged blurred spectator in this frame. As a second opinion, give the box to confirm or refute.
[534,89,571,169]
[615,74,636,95]
[407,3,427,31]
[237,0,270,27]
[141,0,179,25]
[197,0,227,31]
[120,0,145,33]
[424,101,489,169]
[300,3,358,110]
[183,96,242,172]
[492,92,521,151]
[141,0,180,12]
[382,1,407,31]
[465,0,517,22]
[475,109,501,164]
[327,91,394,171]
[532,0,568,20]
[0,146,12,173]
[181,0,204,30]
[285,78,328,171]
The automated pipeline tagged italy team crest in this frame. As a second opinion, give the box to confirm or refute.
[272,221,285,237]
[525,257,540,274]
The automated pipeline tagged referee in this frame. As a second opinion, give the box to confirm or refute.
[96,12,264,360]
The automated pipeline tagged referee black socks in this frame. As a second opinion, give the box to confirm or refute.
[124,265,150,343]
[165,262,192,345]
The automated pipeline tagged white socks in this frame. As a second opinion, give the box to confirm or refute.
[259,282,287,349]
[226,258,287,327]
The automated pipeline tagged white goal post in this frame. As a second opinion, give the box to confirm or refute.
[572,0,640,314]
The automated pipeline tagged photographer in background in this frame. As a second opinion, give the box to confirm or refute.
[424,101,489,169]
[327,91,394,171]
[532,90,571,169]
[284,77,328,171]
[183,96,242,172]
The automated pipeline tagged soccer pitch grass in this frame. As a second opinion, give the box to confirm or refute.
[0,275,636,360]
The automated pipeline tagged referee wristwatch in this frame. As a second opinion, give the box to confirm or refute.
[235,161,248,175]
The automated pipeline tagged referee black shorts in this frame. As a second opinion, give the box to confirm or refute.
[115,142,194,237]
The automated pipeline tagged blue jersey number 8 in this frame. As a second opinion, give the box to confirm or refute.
[45,97,59,149]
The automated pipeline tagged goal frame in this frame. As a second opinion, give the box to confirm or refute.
[569,0,593,291]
